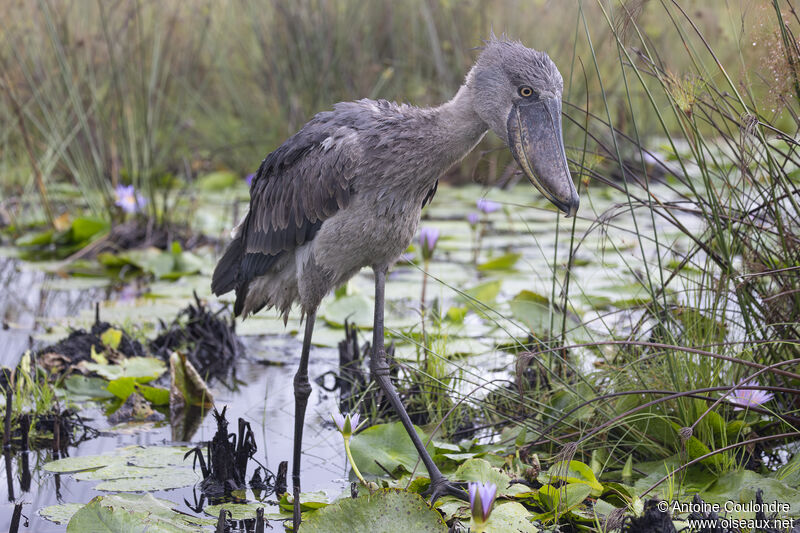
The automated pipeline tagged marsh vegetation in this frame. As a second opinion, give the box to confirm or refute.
[0,1,798,532]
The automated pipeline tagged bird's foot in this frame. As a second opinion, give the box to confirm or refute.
[424,476,469,504]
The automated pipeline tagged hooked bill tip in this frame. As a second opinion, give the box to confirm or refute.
[564,195,579,218]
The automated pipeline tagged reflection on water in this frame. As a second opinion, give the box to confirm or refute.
[0,256,348,532]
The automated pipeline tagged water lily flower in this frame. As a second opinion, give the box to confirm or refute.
[419,227,439,261]
[245,173,256,187]
[114,184,146,214]
[477,198,501,214]
[469,481,497,529]
[331,411,364,438]
[729,380,773,410]
[467,212,480,227]
[332,411,368,486]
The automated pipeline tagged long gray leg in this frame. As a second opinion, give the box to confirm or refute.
[292,312,315,526]
[370,267,466,501]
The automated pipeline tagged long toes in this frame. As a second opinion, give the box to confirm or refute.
[426,479,468,503]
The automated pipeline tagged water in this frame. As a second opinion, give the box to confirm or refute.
[0,256,348,532]
[0,181,699,531]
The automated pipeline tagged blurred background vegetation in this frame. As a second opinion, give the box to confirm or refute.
[1,0,794,219]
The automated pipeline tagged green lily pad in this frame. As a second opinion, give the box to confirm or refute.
[539,460,604,497]
[454,458,527,496]
[61,375,115,401]
[82,356,166,381]
[70,217,109,243]
[205,502,279,520]
[483,502,538,533]
[38,503,84,525]
[349,422,435,477]
[94,468,199,492]
[44,446,197,491]
[702,470,800,514]
[44,453,125,473]
[299,489,447,533]
[279,490,330,512]
[478,252,521,271]
[321,294,374,328]
[66,493,213,532]
[457,280,502,312]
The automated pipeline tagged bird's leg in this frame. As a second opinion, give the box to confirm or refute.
[370,267,467,502]
[292,311,315,526]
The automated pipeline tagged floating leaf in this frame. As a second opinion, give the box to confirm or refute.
[509,290,552,335]
[205,502,276,520]
[482,502,538,533]
[278,490,330,512]
[454,458,526,496]
[94,468,199,492]
[322,294,374,328]
[123,247,175,278]
[70,217,109,243]
[349,422,435,477]
[61,375,115,401]
[478,252,520,271]
[457,280,502,316]
[540,460,603,497]
[138,384,170,406]
[66,493,212,532]
[82,356,166,381]
[702,469,800,511]
[300,489,447,533]
[535,483,592,518]
[100,328,123,350]
[38,503,84,525]
[44,453,124,473]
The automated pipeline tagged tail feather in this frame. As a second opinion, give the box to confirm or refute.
[211,237,243,296]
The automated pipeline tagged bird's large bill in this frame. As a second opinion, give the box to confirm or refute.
[507,98,580,217]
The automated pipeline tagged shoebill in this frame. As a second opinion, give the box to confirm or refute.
[211,36,579,525]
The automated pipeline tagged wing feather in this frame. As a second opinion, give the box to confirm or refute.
[211,111,362,316]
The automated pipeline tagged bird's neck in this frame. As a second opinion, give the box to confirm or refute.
[430,84,489,166]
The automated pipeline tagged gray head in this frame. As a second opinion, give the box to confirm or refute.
[467,37,579,216]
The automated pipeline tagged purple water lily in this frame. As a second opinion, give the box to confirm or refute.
[467,212,480,226]
[419,227,439,261]
[729,380,773,411]
[477,198,501,214]
[468,481,497,525]
[114,184,146,214]
[331,411,363,437]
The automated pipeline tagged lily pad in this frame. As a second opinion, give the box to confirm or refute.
[44,453,125,473]
[321,294,374,328]
[205,502,280,520]
[82,356,166,381]
[299,489,447,533]
[454,458,527,496]
[66,493,213,532]
[38,503,84,525]
[349,422,435,477]
[61,375,115,401]
[483,502,538,533]
[44,446,198,491]
[95,468,199,492]
[478,252,521,271]
[539,460,604,497]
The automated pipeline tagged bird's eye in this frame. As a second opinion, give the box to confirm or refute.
[518,85,534,98]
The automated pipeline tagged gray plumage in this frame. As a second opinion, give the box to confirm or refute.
[212,36,580,524]
[212,37,576,320]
